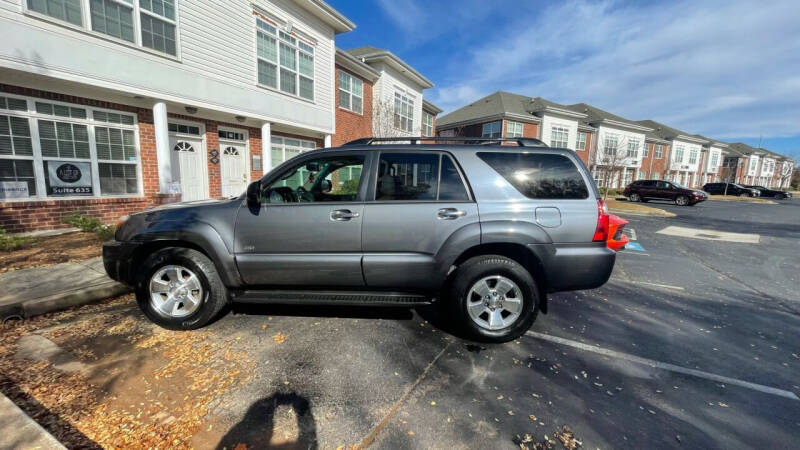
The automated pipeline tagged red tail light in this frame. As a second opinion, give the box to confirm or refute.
[592,199,610,242]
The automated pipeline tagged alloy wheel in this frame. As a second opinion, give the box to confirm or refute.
[466,275,523,330]
[149,265,203,318]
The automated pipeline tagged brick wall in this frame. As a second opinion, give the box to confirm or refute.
[332,66,374,147]
[0,198,150,233]
[640,142,669,178]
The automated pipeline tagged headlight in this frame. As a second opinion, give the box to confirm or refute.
[115,215,130,229]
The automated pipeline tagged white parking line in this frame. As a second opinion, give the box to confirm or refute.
[627,228,638,241]
[656,226,760,244]
[525,331,799,401]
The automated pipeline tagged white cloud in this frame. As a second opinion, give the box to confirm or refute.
[429,0,800,141]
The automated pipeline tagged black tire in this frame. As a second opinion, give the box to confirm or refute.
[675,195,689,206]
[774,193,785,200]
[739,192,749,198]
[629,193,641,202]
[135,247,228,330]
[448,255,539,343]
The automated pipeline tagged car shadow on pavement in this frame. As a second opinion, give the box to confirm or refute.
[215,392,317,450]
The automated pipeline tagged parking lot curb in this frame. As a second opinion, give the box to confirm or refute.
[0,391,66,449]
[1,280,131,321]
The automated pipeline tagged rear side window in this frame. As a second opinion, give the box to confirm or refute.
[377,153,439,200]
[438,155,470,201]
[477,152,589,199]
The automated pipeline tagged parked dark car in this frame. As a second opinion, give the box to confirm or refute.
[743,185,792,199]
[103,137,617,343]
[701,183,759,197]
[624,179,707,206]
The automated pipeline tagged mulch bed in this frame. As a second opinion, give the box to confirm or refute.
[0,232,104,274]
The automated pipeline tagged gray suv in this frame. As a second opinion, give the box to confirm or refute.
[104,137,616,342]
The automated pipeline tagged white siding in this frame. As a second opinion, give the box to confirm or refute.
[706,146,723,173]
[746,155,760,176]
[372,62,425,136]
[0,0,337,132]
[596,125,646,169]
[541,114,578,150]
[669,139,702,172]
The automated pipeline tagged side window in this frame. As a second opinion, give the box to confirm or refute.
[656,181,670,189]
[376,153,439,201]
[262,155,364,204]
[476,152,589,199]
[438,155,470,201]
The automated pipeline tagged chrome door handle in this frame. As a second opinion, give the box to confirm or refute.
[331,209,360,221]
[437,208,466,220]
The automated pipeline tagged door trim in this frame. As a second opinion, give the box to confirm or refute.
[168,118,208,200]
[218,126,250,194]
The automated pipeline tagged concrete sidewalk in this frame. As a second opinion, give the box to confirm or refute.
[0,257,130,321]
[0,392,66,449]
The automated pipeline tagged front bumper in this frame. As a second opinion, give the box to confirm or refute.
[102,240,143,285]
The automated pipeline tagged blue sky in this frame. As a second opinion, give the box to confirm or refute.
[331,0,800,161]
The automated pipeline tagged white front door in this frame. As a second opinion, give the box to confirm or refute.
[170,136,207,201]
[220,143,248,197]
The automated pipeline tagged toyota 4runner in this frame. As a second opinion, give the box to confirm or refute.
[104,137,617,342]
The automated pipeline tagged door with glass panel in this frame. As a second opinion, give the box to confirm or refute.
[169,135,206,201]
[220,144,247,197]
[235,152,368,286]
[361,151,478,289]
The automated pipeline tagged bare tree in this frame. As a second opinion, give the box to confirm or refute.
[372,99,406,139]
[590,134,637,200]
[778,161,793,189]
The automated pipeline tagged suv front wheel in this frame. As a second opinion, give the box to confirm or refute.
[135,247,228,330]
[449,255,539,343]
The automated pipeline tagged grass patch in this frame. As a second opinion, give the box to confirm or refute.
[63,212,116,241]
[0,227,33,252]
[707,195,777,204]
[606,199,676,217]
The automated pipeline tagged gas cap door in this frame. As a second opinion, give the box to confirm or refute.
[535,207,562,228]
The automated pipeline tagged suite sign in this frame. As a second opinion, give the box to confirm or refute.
[46,161,93,196]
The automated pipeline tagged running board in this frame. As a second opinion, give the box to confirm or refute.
[231,289,433,306]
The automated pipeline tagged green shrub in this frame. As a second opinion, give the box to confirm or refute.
[63,212,116,241]
[0,226,32,252]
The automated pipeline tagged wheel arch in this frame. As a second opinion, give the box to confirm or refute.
[450,242,549,313]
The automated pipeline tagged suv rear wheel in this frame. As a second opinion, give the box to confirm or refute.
[629,193,641,202]
[135,247,228,330]
[448,255,539,343]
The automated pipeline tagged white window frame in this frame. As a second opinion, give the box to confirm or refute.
[603,133,619,156]
[642,143,649,157]
[338,71,363,114]
[506,121,523,138]
[675,144,685,162]
[394,91,415,133]
[23,0,181,59]
[550,125,569,148]
[710,152,719,168]
[0,93,142,202]
[626,138,640,159]
[255,16,315,102]
[270,135,317,168]
[481,121,501,138]
[688,148,698,165]
[655,144,663,159]
[422,111,434,137]
[576,132,587,151]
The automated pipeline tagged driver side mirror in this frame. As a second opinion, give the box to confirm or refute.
[246,180,261,207]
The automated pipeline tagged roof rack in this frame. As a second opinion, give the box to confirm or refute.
[343,136,549,147]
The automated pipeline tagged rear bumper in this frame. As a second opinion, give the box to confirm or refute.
[102,240,143,285]
[530,243,616,292]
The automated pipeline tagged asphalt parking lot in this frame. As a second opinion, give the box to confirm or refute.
[3,198,799,449]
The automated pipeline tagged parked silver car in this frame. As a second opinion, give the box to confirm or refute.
[104,137,616,342]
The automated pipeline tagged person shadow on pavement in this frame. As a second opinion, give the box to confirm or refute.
[216,392,317,450]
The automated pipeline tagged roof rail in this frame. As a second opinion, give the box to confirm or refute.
[342,136,549,147]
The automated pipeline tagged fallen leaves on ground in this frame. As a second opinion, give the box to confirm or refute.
[0,294,255,449]
[515,425,582,450]
[272,332,287,344]
[0,231,103,273]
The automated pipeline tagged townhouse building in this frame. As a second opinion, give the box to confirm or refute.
[0,0,359,232]
[332,46,438,146]
[693,135,727,185]
[724,143,794,189]
[635,120,708,187]
[435,92,595,164]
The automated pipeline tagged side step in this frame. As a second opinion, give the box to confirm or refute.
[231,289,433,306]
